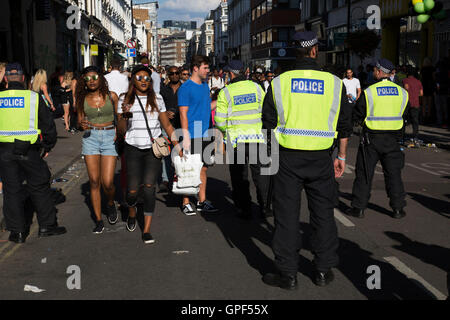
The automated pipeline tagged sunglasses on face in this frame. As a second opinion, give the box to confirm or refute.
[168,72,180,76]
[84,74,99,82]
[135,75,151,82]
[182,73,189,76]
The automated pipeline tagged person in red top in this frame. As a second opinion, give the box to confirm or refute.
[403,67,423,145]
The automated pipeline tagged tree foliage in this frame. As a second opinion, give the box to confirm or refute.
[346,29,381,62]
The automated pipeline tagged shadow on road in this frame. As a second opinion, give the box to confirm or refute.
[384,231,450,297]
[339,192,393,217]
[407,193,450,219]
[199,177,276,276]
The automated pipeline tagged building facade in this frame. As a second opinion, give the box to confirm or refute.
[186,30,202,65]
[163,20,197,30]
[198,15,214,58]
[133,1,159,66]
[250,0,301,71]
[212,0,229,67]
[160,32,189,67]
[228,0,252,67]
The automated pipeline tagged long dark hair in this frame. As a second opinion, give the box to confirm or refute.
[123,70,158,113]
[75,66,110,117]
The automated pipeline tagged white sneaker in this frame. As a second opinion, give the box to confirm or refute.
[182,203,197,216]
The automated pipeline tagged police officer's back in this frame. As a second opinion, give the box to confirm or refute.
[215,60,270,219]
[0,63,66,243]
[347,59,409,219]
[261,32,353,289]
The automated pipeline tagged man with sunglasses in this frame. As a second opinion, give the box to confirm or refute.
[159,66,182,192]
[263,71,274,93]
[0,62,67,243]
[180,66,190,83]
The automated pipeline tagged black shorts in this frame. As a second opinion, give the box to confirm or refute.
[189,138,215,167]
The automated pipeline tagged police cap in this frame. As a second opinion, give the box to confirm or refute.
[375,58,395,74]
[224,60,244,74]
[292,31,319,48]
[5,62,23,75]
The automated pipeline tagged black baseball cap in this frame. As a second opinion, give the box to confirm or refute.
[131,64,152,77]
[5,62,23,75]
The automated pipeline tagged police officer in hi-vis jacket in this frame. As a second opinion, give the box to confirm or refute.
[0,63,66,244]
[261,32,353,290]
[347,58,409,220]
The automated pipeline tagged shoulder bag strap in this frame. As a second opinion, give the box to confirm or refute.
[136,95,154,142]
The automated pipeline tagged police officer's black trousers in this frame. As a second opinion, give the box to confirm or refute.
[351,133,406,210]
[229,143,270,212]
[0,144,57,233]
[272,151,339,276]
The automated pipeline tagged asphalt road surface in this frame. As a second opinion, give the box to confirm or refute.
[0,134,448,301]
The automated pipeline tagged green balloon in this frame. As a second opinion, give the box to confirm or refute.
[424,0,435,11]
[414,2,426,14]
[417,14,430,24]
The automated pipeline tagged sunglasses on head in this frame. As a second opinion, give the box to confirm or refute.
[135,75,151,82]
[84,74,99,82]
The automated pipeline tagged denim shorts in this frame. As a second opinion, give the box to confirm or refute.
[82,129,118,156]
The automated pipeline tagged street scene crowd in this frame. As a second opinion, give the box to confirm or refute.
[0,31,449,290]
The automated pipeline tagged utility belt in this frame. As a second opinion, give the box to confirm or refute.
[0,139,40,156]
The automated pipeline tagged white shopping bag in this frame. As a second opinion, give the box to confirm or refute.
[172,152,203,195]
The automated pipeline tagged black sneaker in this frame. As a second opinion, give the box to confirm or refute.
[196,200,219,214]
[182,203,197,216]
[107,202,119,225]
[127,216,137,232]
[142,233,155,244]
[93,220,104,234]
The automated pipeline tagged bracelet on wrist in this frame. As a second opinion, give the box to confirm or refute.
[337,156,346,161]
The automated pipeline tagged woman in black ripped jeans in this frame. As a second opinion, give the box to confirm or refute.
[117,65,179,244]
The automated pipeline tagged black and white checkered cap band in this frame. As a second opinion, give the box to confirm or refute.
[376,62,391,74]
[230,69,241,74]
[300,38,318,48]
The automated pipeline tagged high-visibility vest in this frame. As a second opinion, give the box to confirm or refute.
[0,90,41,144]
[272,70,342,150]
[215,80,265,148]
[364,79,408,131]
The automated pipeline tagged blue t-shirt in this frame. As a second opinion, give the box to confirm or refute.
[177,79,211,138]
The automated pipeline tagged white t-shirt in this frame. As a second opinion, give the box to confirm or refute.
[342,77,361,103]
[151,71,161,94]
[118,94,166,149]
[209,76,225,90]
[105,70,129,97]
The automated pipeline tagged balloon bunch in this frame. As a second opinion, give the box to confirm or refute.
[412,0,447,24]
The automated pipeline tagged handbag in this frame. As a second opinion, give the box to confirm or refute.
[136,95,171,159]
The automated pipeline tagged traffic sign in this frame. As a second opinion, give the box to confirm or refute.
[126,39,136,49]
[126,48,136,57]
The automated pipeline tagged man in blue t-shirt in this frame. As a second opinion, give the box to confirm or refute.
[178,55,219,215]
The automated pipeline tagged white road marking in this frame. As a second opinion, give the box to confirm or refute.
[334,208,355,227]
[405,163,441,176]
[383,256,448,300]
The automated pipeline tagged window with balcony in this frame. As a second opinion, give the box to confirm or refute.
[261,1,267,15]
[256,5,261,18]
[267,28,272,43]
[252,8,256,21]
[267,0,273,12]
[261,31,266,44]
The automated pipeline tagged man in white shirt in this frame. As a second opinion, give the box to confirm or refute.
[105,59,129,97]
[150,65,161,94]
[208,68,225,91]
[343,68,361,104]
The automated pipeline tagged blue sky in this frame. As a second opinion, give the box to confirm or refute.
[133,0,221,28]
